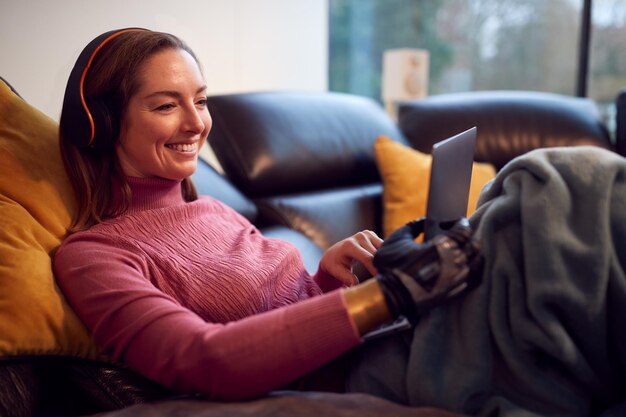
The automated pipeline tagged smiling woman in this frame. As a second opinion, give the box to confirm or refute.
[52,27,482,406]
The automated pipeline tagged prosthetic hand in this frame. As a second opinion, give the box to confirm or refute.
[374,217,483,324]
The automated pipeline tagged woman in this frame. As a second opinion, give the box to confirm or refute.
[54,28,478,402]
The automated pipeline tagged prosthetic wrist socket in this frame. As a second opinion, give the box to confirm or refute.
[374,217,483,324]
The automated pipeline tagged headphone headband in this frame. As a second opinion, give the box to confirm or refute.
[61,28,149,149]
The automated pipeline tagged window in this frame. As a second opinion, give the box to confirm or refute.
[589,0,626,132]
[329,0,626,130]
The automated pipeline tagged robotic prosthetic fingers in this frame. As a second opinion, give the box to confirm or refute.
[374,218,483,324]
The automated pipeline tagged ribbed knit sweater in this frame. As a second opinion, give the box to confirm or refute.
[53,177,361,400]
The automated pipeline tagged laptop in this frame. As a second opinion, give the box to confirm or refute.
[423,126,477,240]
[363,126,477,341]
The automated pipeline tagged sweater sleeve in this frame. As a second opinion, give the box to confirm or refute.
[312,268,346,293]
[53,233,362,400]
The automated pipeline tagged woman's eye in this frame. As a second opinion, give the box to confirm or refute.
[155,103,175,111]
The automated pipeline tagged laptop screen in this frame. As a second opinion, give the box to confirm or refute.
[424,126,477,240]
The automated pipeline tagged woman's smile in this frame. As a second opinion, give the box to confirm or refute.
[165,142,199,154]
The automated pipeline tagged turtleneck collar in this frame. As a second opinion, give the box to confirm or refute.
[124,177,186,213]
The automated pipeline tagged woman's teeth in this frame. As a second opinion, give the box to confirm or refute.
[166,143,196,152]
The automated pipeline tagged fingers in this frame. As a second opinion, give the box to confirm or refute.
[354,230,384,251]
[330,267,360,287]
[344,230,383,277]
[318,230,384,287]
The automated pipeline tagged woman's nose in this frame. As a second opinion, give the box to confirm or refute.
[183,107,206,134]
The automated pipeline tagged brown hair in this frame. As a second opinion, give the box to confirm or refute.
[59,30,200,232]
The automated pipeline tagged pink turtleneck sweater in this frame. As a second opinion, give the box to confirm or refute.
[53,177,361,400]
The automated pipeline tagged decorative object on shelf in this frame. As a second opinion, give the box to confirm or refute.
[382,48,429,119]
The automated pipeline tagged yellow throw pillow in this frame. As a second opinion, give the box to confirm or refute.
[374,135,496,238]
[0,79,100,358]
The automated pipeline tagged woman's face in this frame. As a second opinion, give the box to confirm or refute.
[116,48,211,180]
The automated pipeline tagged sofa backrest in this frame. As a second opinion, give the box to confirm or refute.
[207,92,408,250]
[207,91,408,197]
[397,90,613,170]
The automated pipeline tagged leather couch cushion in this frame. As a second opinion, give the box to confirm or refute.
[0,79,100,358]
[374,135,496,238]
[208,91,408,197]
[255,183,383,250]
[398,90,612,170]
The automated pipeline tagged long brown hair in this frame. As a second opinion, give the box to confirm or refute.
[59,30,200,232]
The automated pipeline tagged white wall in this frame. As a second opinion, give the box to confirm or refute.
[0,0,329,121]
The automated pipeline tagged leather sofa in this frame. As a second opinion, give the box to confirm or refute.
[1,84,625,417]
[203,90,620,269]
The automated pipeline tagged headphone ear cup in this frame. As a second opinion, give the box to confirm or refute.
[87,98,119,149]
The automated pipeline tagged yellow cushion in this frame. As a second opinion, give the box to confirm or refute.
[374,135,496,238]
[0,79,100,357]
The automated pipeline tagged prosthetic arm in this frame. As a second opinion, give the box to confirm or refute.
[374,217,483,324]
[344,218,483,336]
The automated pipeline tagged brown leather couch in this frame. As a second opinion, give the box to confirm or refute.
[2,85,624,417]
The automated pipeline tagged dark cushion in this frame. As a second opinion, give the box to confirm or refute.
[0,357,175,417]
[255,183,383,249]
[398,90,612,170]
[208,91,408,197]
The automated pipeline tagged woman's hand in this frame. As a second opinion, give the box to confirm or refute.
[318,230,384,287]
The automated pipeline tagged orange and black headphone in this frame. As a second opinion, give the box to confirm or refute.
[61,28,148,149]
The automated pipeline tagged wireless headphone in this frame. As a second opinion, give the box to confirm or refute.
[61,28,148,149]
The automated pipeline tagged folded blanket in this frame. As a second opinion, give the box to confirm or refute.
[350,146,626,417]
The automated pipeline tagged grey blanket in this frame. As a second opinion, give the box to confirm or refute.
[349,146,626,416]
